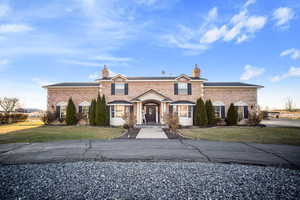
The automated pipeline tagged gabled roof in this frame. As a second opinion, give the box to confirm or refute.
[175,74,191,81]
[98,76,207,81]
[131,89,172,102]
[43,82,99,88]
[107,100,132,105]
[203,82,263,88]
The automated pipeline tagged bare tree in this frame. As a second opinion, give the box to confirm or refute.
[0,97,19,113]
[285,97,295,112]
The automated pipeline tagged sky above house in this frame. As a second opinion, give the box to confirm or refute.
[0,0,299,110]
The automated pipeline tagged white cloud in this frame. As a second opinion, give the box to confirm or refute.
[237,34,249,43]
[208,7,218,21]
[135,0,159,6]
[243,0,256,9]
[88,72,99,79]
[240,64,265,80]
[273,7,295,27]
[200,25,227,43]
[0,58,9,71]
[0,24,33,33]
[271,67,300,82]
[280,48,300,60]
[0,4,10,17]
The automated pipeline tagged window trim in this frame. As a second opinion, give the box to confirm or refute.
[178,82,188,95]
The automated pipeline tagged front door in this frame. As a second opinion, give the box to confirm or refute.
[146,105,156,123]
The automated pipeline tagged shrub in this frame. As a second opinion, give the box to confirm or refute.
[163,112,180,133]
[198,98,208,127]
[89,99,96,125]
[95,94,102,126]
[226,103,238,125]
[248,111,263,126]
[123,123,130,130]
[205,99,216,126]
[122,112,136,129]
[65,98,77,125]
[41,111,56,125]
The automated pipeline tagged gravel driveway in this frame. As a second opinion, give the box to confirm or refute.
[1,161,299,200]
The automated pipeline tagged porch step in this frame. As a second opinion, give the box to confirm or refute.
[135,124,168,128]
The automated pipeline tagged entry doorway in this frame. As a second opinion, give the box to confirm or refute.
[145,105,156,123]
[142,101,160,124]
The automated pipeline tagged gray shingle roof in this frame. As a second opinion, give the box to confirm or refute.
[43,82,99,87]
[107,100,132,105]
[99,76,207,81]
[170,100,195,104]
[203,82,263,87]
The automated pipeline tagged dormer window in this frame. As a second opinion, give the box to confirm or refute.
[178,82,188,95]
[111,82,128,95]
[115,83,125,95]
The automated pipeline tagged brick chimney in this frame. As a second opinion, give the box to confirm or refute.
[102,65,109,78]
[192,64,200,78]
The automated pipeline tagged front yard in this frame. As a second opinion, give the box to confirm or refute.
[180,127,300,146]
[0,121,124,144]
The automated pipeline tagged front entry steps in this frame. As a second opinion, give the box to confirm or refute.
[135,124,168,129]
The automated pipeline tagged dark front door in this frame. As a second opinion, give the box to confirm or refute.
[146,105,156,123]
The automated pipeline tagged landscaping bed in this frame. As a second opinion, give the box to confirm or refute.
[162,128,185,139]
[116,128,141,139]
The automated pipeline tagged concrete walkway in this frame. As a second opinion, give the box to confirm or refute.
[1,140,300,169]
[136,128,167,139]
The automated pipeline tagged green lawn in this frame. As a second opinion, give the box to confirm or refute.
[180,127,300,146]
[0,124,124,144]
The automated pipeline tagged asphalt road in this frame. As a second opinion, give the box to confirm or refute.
[1,161,299,200]
[1,139,300,169]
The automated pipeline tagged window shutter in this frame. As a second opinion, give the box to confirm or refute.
[125,83,128,95]
[169,105,173,113]
[111,105,115,118]
[221,106,225,119]
[244,106,249,119]
[174,83,178,95]
[188,83,192,95]
[111,83,115,95]
[78,106,82,113]
[188,105,192,118]
[56,106,60,119]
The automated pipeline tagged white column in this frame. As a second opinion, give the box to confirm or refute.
[137,102,142,124]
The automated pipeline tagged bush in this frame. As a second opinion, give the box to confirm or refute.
[122,112,136,129]
[248,111,263,126]
[89,99,96,125]
[226,103,238,125]
[65,98,77,125]
[163,112,180,132]
[198,98,208,127]
[41,111,56,125]
[123,124,130,130]
[0,113,9,124]
[95,94,102,126]
[206,99,216,126]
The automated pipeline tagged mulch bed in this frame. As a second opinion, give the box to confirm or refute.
[162,128,186,139]
[116,128,141,139]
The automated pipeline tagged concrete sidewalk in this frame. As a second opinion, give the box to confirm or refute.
[136,128,167,139]
[0,140,300,169]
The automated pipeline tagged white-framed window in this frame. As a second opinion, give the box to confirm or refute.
[173,105,193,118]
[214,106,222,118]
[111,105,131,118]
[60,106,67,119]
[115,83,125,95]
[82,106,89,117]
[178,82,188,95]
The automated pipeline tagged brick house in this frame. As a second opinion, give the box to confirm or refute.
[43,65,263,126]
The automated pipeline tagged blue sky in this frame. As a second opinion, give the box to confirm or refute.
[0,0,299,110]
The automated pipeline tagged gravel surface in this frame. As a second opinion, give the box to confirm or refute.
[1,162,300,200]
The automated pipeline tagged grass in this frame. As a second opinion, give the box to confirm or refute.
[180,127,300,146]
[0,121,124,144]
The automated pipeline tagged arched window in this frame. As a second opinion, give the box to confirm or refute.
[234,101,249,119]
[56,102,67,119]
[78,101,91,117]
[212,101,225,119]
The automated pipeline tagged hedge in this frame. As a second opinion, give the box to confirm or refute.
[0,113,28,124]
